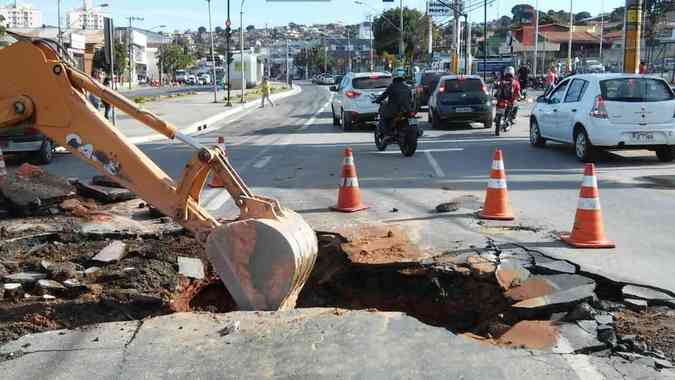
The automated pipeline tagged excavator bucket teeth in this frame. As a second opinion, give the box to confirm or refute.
[205,209,317,311]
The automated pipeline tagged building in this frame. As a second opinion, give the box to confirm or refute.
[116,27,173,85]
[67,0,108,30]
[0,2,42,28]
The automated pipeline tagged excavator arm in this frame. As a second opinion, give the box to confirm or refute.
[0,38,317,311]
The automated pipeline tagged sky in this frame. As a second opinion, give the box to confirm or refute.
[16,0,626,32]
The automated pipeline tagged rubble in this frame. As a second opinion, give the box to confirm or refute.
[2,272,47,285]
[495,260,530,290]
[3,283,23,299]
[0,168,76,216]
[74,180,136,203]
[36,279,66,293]
[177,257,205,280]
[566,302,597,321]
[597,324,617,345]
[92,175,125,189]
[467,255,496,279]
[624,298,649,312]
[622,285,675,306]
[92,240,128,263]
[84,267,102,280]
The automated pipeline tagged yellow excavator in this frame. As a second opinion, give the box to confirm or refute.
[0,35,317,311]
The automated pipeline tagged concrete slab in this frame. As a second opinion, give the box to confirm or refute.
[623,285,675,306]
[91,241,128,263]
[177,257,205,279]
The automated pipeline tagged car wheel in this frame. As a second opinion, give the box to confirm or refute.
[427,108,432,124]
[342,110,353,131]
[35,139,54,165]
[431,110,441,130]
[332,106,340,126]
[656,147,675,162]
[529,118,546,147]
[574,128,596,163]
[483,116,493,129]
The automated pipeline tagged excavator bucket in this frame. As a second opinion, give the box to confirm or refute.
[206,208,317,311]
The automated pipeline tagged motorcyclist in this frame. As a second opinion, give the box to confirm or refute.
[375,72,413,135]
[495,66,521,127]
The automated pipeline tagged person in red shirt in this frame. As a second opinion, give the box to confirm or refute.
[639,62,647,74]
[545,66,557,92]
[495,66,521,128]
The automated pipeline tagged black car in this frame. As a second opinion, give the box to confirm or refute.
[0,124,54,164]
[414,71,448,111]
[427,75,493,129]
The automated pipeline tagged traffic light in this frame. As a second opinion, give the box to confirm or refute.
[225,27,232,40]
[227,52,234,65]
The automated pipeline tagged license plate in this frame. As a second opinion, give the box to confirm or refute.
[408,118,418,126]
[456,107,472,113]
[630,132,654,142]
[495,108,505,115]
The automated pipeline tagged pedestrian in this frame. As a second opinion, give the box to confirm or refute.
[545,66,557,93]
[260,77,275,108]
[102,76,112,120]
[88,70,102,110]
[639,61,647,74]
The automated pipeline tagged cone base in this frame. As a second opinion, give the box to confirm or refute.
[560,234,616,249]
[479,211,514,221]
[331,205,369,213]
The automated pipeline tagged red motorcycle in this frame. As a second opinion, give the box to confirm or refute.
[494,99,517,137]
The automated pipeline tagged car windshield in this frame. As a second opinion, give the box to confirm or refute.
[443,78,483,93]
[600,78,674,102]
[353,76,392,89]
[421,72,443,86]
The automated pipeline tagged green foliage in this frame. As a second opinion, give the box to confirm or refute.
[156,43,195,79]
[511,4,535,25]
[92,40,128,76]
[294,46,331,74]
[373,7,424,61]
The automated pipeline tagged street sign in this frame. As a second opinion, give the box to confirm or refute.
[225,19,231,28]
[428,1,450,17]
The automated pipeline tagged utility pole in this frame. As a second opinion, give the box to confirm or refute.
[207,0,218,103]
[370,15,374,71]
[324,45,328,73]
[127,16,144,90]
[568,0,573,72]
[57,0,62,47]
[464,13,471,75]
[599,0,605,63]
[399,0,404,64]
[428,6,433,63]
[533,0,540,76]
[623,0,643,73]
[240,0,246,103]
[484,0,487,81]
[452,0,461,74]
[347,27,352,72]
[286,38,290,85]
[225,0,232,107]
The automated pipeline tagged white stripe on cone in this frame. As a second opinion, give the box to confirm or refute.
[488,178,507,189]
[343,156,354,166]
[578,197,601,211]
[491,160,505,171]
[342,177,359,187]
[582,175,598,188]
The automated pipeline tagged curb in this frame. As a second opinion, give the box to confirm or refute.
[127,85,302,145]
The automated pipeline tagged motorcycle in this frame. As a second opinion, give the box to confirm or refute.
[494,99,517,137]
[371,94,419,157]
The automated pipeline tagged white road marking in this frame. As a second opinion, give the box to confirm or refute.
[555,337,606,380]
[253,155,272,169]
[299,100,331,131]
[424,151,445,178]
[372,148,464,154]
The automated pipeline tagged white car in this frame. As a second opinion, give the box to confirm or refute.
[330,72,392,131]
[530,74,675,162]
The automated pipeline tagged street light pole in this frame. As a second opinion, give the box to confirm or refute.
[599,0,605,63]
[568,0,573,72]
[483,0,487,81]
[57,0,62,46]
[399,0,404,62]
[127,16,144,90]
[369,15,374,71]
[207,0,218,103]
[533,0,540,76]
[347,27,352,72]
[240,0,246,103]
[226,0,232,107]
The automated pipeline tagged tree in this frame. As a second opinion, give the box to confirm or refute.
[247,25,255,32]
[511,4,535,25]
[373,7,424,63]
[93,40,128,77]
[215,26,223,34]
[574,12,592,23]
[198,26,207,34]
[156,43,195,80]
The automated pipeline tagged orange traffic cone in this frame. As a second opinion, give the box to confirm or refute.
[479,149,514,220]
[208,137,227,188]
[561,164,615,248]
[0,147,6,181]
[332,148,368,213]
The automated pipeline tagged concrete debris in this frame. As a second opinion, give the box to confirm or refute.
[45,261,84,281]
[435,202,459,213]
[594,313,613,325]
[122,267,139,277]
[92,240,128,263]
[511,283,596,313]
[593,299,624,312]
[624,298,648,312]
[566,302,597,321]
[553,322,607,354]
[506,274,596,304]
[3,272,47,284]
[63,279,84,289]
[37,279,66,292]
[498,247,534,268]
[497,320,606,354]
[534,259,577,275]
[654,358,674,369]
[576,320,599,335]
[219,320,241,336]
[622,285,675,306]
[0,169,76,216]
[177,257,205,280]
[92,175,125,189]
[495,260,530,290]
[596,324,617,345]
[74,181,136,203]
[42,294,56,301]
[84,267,102,280]
[59,198,83,211]
[616,352,656,368]
[467,255,496,279]
[2,283,23,298]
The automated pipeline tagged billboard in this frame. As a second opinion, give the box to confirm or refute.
[358,22,372,40]
[428,1,450,17]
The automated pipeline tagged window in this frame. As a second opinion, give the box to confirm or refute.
[352,76,392,89]
[564,79,588,103]
[443,78,483,93]
[600,78,674,102]
[548,80,569,104]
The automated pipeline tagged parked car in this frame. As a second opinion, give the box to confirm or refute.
[320,74,336,85]
[584,60,605,73]
[427,75,493,129]
[530,74,675,162]
[198,73,211,85]
[0,125,55,164]
[186,74,197,85]
[414,70,448,111]
[330,72,393,131]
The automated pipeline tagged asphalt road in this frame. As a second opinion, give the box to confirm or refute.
[40,82,675,293]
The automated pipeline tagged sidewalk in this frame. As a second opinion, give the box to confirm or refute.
[105,84,300,144]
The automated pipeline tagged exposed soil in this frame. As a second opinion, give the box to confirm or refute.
[0,232,207,345]
[616,309,675,362]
